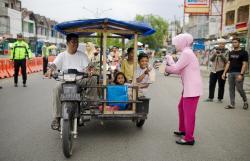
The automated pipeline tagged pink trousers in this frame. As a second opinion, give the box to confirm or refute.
[178,96,200,141]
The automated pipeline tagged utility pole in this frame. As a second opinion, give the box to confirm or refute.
[209,0,224,38]
[174,15,177,37]
[178,4,185,32]
[82,6,112,18]
[219,0,224,37]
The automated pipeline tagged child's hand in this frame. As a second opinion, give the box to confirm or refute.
[144,68,150,75]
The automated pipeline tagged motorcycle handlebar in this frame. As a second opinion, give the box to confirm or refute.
[50,72,98,81]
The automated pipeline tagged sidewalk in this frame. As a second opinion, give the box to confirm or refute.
[200,65,250,94]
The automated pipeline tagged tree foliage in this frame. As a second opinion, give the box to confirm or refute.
[135,14,168,49]
[79,14,168,50]
[80,34,122,48]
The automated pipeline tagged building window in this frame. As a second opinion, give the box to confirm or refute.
[237,5,249,23]
[28,23,34,33]
[225,10,235,26]
[42,28,44,35]
[22,21,25,32]
[16,1,21,11]
[0,16,10,34]
[5,3,8,8]
[51,25,55,37]
[38,27,42,35]
[10,3,13,9]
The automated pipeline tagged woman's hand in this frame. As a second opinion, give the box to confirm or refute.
[165,54,175,66]
[236,74,243,81]
[222,73,227,80]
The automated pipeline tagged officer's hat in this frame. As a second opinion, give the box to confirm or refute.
[17,33,23,37]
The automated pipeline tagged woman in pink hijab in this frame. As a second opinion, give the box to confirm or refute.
[165,33,203,145]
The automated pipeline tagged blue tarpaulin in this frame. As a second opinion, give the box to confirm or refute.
[107,85,129,110]
[54,18,155,39]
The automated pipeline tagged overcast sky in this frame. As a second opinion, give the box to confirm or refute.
[21,0,184,23]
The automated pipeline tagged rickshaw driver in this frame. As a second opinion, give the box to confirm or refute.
[46,33,98,130]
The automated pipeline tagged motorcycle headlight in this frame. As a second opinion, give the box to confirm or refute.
[63,74,76,81]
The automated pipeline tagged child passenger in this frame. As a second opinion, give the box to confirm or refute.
[113,72,132,100]
[114,72,127,85]
[136,53,155,97]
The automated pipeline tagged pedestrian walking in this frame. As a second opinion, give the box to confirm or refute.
[165,33,203,146]
[42,40,49,75]
[222,37,248,110]
[10,33,32,87]
[205,38,228,103]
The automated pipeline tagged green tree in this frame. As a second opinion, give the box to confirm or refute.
[80,34,122,48]
[135,14,168,49]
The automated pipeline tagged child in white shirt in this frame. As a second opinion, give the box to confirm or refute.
[136,53,155,97]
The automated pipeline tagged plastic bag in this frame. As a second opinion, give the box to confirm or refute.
[159,61,166,74]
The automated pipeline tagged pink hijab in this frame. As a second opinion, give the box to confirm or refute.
[172,33,193,52]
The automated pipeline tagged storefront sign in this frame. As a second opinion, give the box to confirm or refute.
[236,22,248,32]
[184,0,210,15]
[224,25,236,34]
[185,0,210,6]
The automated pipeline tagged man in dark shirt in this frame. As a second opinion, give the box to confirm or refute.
[222,38,248,109]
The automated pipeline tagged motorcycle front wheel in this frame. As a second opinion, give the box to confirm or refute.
[62,119,73,158]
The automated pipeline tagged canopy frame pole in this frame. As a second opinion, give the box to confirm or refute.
[99,33,103,81]
[102,31,108,112]
[132,33,138,112]
[122,38,125,59]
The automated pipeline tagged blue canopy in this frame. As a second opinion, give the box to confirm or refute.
[54,18,155,39]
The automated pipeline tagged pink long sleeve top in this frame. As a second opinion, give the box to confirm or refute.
[165,34,203,97]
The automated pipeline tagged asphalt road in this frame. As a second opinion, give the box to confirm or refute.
[0,72,250,161]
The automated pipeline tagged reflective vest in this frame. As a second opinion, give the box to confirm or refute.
[42,45,49,57]
[11,40,32,60]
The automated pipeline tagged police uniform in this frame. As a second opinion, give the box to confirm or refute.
[11,40,32,86]
[42,44,49,74]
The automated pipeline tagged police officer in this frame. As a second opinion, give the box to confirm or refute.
[42,40,49,75]
[10,33,32,87]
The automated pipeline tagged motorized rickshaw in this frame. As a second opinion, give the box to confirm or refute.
[53,18,155,158]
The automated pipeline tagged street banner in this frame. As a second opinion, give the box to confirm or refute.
[184,0,210,15]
